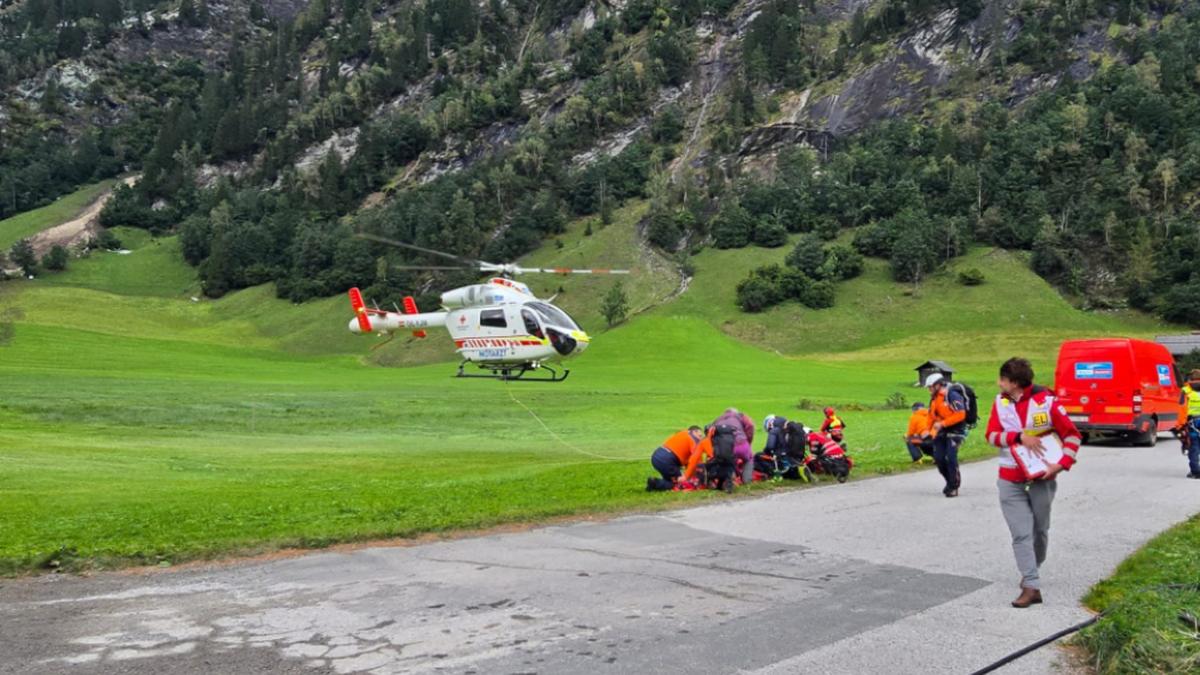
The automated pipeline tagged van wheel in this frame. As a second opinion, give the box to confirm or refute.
[1135,419,1159,447]
[1080,432,1091,445]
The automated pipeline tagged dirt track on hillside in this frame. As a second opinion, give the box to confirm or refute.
[29,176,138,258]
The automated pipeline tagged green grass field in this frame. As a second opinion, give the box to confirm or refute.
[0,188,1180,575]
[0,180,115,251]
[1077,514,1200,673]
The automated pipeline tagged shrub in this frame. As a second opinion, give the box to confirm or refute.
[42,245,69,271]
[712,200,753,249]
[958,267,985,286]
[735,275,780,312]
[853,222,893,257]
[95,229,123,251]
[800,279,836,309]
[821,244,864,280]
[650,104,685,144]
[646,208,683,250]
[9,239,37,277]
[779,267,813,300]
[753,217,788,247]
[786,233,826,272]
[1160,281,1200,327]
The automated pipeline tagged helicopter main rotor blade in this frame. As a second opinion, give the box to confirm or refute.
[356,233,483,267]
[387,265,479,271]
[512,267,632,275]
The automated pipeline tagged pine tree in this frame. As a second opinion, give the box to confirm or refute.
[9,239,37,277]
[41,76,63,114]
[601,280,629,327]
[180,0,199,26]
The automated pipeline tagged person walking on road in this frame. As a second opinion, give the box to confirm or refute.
[1184,370,1200,479]
[985,357,1082,608]
[926,373,968,497]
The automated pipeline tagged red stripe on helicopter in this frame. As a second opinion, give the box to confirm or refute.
[455,337,544,348]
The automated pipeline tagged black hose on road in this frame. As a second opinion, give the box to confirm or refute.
[967,614,1103,675]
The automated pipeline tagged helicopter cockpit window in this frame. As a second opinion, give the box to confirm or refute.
[522,309,544,339]
[526,302,580,331]
[480,308,507,328]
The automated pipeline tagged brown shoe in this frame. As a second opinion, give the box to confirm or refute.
[1011,587,1043,608]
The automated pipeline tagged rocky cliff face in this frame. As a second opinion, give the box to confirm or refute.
[1,0,1151,219]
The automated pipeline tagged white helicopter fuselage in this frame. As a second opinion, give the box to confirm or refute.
[348,278,590,366]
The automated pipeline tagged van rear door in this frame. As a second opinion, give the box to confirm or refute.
[1055,340,1135,428]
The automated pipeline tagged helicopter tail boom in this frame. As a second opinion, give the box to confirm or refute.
[347,288,446,335]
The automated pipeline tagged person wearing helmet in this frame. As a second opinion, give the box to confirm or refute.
[927,372,968,497]
[762,414,788,454]
[820,407,846,445]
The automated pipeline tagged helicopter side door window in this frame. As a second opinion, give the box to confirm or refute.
[522,309,545,339]
[480,309,507,329]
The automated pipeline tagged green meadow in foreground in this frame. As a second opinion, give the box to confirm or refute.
[1077,514,1200,673]
[0,192,1178,575]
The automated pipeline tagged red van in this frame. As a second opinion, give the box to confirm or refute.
[1054,339,1184,446]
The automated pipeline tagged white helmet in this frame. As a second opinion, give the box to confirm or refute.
[763,415,777,433]
[924,372,945,388]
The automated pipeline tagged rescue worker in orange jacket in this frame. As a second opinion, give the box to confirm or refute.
[647,426,703,491]
[926,373,968,497]
[682,427,716,484]
[905,402,934,463]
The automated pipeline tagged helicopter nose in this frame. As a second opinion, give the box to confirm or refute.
[571,330,590,354]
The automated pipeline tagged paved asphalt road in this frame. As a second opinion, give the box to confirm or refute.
[3,439,1197,674]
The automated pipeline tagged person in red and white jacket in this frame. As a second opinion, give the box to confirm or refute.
[985,357,1082,608]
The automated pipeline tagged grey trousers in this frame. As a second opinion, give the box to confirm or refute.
[998,478,1057,590]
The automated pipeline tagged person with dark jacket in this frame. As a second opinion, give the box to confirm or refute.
[1184,371,1200,478]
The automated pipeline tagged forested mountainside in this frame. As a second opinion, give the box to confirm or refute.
[5,0,1200,325]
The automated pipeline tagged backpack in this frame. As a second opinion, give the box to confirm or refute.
[783,421,808,460]
[950,382,979,428]
[712,424,737,463]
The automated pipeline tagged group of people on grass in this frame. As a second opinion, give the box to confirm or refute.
[647,407,852,494]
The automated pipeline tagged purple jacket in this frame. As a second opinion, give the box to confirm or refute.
[714,411,755,461]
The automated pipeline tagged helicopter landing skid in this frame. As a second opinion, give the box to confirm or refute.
[456,361,570,383]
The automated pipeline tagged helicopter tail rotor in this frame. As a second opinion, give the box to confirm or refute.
[402,296,427,338]
[349,287,373,333]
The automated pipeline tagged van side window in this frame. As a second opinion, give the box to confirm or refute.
[480,309,507,328]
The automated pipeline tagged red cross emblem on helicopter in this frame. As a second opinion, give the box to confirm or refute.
[459,315,468,325]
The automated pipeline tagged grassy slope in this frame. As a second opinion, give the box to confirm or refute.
[668,241,1171,367]
[1077,514,1200,673]
[0,189,1182,574]
[0,180,115,251]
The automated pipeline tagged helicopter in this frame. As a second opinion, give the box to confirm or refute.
[347,234,629,382]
